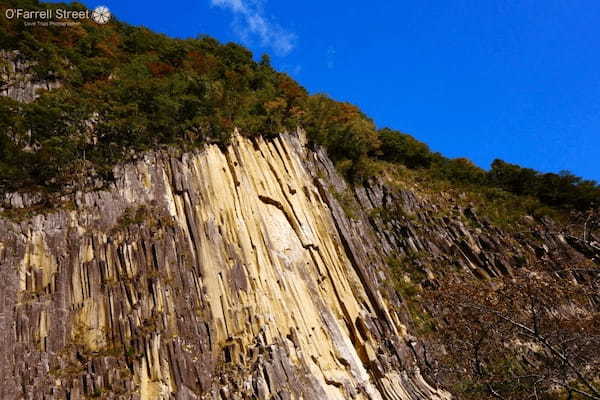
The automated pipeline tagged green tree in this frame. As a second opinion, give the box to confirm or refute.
[378,127,434,168]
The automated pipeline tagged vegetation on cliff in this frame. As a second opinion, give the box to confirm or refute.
[425,265,600,400]
[377,181,600,399]
[1,0,599,214]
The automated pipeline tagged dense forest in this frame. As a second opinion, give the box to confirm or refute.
[1,0,599,215]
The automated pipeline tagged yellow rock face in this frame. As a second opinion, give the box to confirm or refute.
[1,131,449,399]
[19,231,58,293]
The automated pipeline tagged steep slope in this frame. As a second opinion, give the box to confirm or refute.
[0,130,450,399]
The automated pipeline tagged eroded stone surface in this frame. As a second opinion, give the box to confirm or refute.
[0,131,449,399]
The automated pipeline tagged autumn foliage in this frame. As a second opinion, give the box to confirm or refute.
[419,261,600,399]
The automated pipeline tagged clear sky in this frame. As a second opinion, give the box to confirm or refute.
[51,0,600,181]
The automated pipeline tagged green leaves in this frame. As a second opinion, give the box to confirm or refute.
[378,128,434,168]
[489,159,600,210]
[1,0,598,215]
[24,89,91,142]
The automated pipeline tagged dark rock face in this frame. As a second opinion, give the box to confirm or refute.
[352,176,598,282]
[0,132,450,399]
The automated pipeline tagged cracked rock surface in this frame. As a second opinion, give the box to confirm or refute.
[0,131,449,399]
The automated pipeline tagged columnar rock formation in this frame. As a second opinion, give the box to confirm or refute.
[1,51,61,103]
[0,131,450,399]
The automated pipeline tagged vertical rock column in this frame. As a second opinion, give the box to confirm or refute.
[0,131,449,400]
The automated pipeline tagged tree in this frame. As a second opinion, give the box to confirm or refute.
[435,157,487,185]
[422,265,600,400]
[582,208,600,243]
[378,128,434,168]
[488,160,600,211]
[259,54,271,67]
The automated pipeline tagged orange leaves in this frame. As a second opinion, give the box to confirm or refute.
[183,51,220,76]
[276,74,306,101]
[147,61,175,78]
[95,33,121,59]
[264,97,287,113]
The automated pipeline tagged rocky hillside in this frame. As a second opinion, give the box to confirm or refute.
[1,2,599,398]
[1,128,598,399]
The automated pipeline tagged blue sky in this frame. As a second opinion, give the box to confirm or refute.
[52,0,600,181]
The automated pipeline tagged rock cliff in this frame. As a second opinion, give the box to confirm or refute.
[0,130,451,399]
[1,51,61,103]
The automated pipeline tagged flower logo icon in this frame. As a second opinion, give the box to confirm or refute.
[92,6,111,24]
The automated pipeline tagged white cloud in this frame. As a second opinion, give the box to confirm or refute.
[326,46,336,69]
[211,0,296,56]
